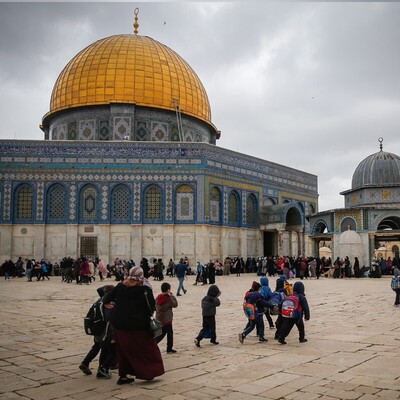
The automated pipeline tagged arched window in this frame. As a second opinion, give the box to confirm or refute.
[377,216,400,230]
[79,185,98,223]
[340,217,356,232]
[111,184,131,223]
[228,191,240,225]
[144,185,163,223]
[175,184,194,222]
[210,187,221,223]
[47,184,67,222]
[313,220,328,234]
[14,184,34,222]
[246,194,258,226]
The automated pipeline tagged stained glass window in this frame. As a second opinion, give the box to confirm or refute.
[145,185,162,221]
[111,184,131,223]
[210,187,221,223]
[15,185,33,221]
[176,184,194,221]
[48,184,67,222]
[80,185,98,222]
[246,194,257,226]
[228,191,239,225]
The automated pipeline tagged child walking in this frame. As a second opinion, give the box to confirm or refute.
[194,284,221,347]
[239,281,273,343]
[260,277,275,329]
[278,281,310,344]
[155,282,178,353]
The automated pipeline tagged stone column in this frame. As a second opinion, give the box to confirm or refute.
[280,230,290,256]
[368,233,375,266]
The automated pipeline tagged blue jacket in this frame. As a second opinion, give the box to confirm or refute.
[175,262,188,278]
[260,277,272,300]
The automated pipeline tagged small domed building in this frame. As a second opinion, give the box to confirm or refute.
[309,139,400,267]
[0,13,318,264]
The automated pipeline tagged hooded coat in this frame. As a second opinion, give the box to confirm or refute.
[260,276,272,300]
[293,281,310,320]
[201,284,221,316]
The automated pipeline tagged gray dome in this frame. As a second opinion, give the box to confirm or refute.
[351,150,400,189]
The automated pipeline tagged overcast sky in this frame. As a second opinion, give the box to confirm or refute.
[1,2,399,212]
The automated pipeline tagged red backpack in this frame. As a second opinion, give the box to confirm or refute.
[281,294,302,319]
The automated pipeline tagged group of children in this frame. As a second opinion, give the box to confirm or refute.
[79,273,310,379]
[193,274,310,347]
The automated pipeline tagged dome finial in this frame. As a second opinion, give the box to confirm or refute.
[133,8,139,35]
[378,137,383,151]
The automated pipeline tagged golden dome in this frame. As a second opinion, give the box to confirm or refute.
[47,34,212,125]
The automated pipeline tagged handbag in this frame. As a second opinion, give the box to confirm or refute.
[144,289,163,337]
[149,318,163,337]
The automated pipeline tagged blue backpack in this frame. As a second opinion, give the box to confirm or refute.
[391,276,400,290]
[269,291,285,315]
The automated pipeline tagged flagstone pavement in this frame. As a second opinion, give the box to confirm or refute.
[0,273,399,400]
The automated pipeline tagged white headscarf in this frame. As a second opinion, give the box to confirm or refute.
[128,266,144,281]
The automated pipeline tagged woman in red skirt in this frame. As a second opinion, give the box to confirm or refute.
[103,266,164,385]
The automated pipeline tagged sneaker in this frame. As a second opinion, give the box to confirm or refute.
[210,341,219,345]
[183,289,187,294]
[167,349,177,353]
[96,367,112,379]
[299,338,308,343]
[194,339,200,347]
[117,376,135,385]
[278,338,287,345]
[177,293,182,296]
[79,363,92,375]
[259,337,268,342]
[238,333,244,344]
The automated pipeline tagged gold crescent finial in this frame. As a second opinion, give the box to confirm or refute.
[133,8,139,35]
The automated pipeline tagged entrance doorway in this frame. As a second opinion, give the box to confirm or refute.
[80,236,98,260]
[263,231,276,256]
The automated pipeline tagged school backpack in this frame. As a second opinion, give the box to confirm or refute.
[269,291,285,315]
[391,276,400,291]
[281,294,302,319]
[243,302,256,320]
[84,299,106,336]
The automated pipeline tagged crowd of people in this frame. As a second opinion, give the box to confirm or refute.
[2,254,399,282]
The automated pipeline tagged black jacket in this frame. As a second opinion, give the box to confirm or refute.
[201,284,221,316]
[103,282,155,331]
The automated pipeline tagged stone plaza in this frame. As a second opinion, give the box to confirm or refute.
[0,274,399,400]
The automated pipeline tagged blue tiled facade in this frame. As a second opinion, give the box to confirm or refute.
[0,140,318,227]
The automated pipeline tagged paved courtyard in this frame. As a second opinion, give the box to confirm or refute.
[0,273,399,400]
